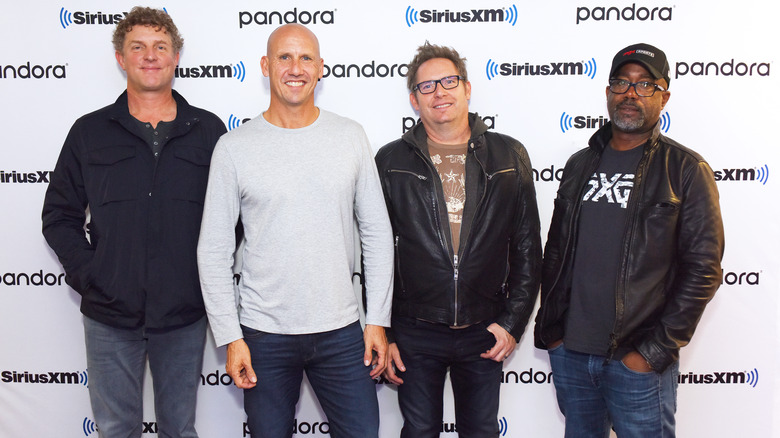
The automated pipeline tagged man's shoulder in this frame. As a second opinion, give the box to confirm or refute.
[317,109,366,135]
[375,138,409,166]
[656,135,708,164]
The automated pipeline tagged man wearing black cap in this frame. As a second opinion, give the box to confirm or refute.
[534,43,724,437]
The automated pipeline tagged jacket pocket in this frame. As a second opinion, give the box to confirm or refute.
[86,145,138,205]
[170,145,212,203]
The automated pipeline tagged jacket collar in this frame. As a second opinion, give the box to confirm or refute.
[108,89,197,123]
[401,112,489,151]
[108,89,200,139]
[588,120,662,154]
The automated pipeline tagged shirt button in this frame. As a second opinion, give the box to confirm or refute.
[148,192,152,197]
[154,152,159,157]
[153,141,159,146]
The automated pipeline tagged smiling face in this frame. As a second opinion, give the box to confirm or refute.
[410,58,471,132]
[261,24,323,112]
[115,25,179,95]
[607,62,670,135]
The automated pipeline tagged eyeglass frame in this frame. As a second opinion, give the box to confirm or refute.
[412,75,465,94]
[608,78,667,97]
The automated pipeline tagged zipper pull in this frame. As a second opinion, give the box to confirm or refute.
[453,254,459,281]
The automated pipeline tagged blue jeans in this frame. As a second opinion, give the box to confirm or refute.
[392,316,503,438]
[548,344,679,438]
[83,315,207,438]
[241,321,379,438]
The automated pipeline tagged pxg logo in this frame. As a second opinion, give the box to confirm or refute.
[82,417,98,436]
[679,368,760,388]
[405,4,518,27]
[714,164,769,185]
[486,58,596,80]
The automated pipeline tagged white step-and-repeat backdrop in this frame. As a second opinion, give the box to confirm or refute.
[1,1,778,436]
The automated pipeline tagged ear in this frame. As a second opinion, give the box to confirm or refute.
[409,92,420,112]
[318,58,324,79]
[464,81,471,100]
[260,56,269,77]
[115,51,126,71]
[660,91,671,110]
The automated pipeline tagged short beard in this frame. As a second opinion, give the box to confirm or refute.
[610,101,645,132]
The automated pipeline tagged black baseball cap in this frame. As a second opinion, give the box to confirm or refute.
[609,43,670,87]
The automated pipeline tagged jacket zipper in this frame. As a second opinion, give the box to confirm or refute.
[411,147,456,324]
[487,167,517,180]
[606,143,652,362]
[387,169,428,180]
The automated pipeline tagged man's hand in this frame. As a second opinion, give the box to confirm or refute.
[621,350,654,373]
[363,324,388,379]
[383,342,406,385]
[480,323,517,362]
[226,339,257,389]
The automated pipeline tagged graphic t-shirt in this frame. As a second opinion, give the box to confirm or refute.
[428,139,468,254]
[564,144,643,358]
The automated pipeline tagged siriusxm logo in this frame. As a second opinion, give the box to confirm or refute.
[402,114,496,133]
[175,61,246,81]
[405,4,518,27]
[675,59,770,79]
[228,114,252,131]
[678,368,759,387]
[486,58,596,80]
[243,419,330,436]
[501,368,553,383]
[1,270,65,286]
[439,418,508,435]
[499,417,509,436]
[82,417,98,436]
[0,170,53,183]
[59,8,131,29]
[559,113,609,133]
[714,165,769,184]
[576,4,673,24]
[2,369,88,385]
[723,271,760,286]
[142,422,158,434]
[559,111,670,133]
[323,60,408,79]
[0,63,66,79]
[239,8,335,28]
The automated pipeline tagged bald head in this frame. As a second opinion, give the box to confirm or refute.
[266,23,320,59]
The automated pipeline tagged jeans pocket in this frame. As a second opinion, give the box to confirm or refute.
[241,324,268,340]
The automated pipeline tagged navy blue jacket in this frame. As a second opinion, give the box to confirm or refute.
[42,91,226,330]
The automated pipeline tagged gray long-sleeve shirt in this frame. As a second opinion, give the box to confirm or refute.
[197,110,393,347]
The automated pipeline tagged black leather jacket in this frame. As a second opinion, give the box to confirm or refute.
[375,114,542,341]
[534,122,725,372]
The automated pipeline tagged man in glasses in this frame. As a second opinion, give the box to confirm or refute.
[535,43,724,437]
[375,42,542,437]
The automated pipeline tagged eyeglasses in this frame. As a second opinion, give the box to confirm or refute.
[413,75,464,94]
[608,79,666,97]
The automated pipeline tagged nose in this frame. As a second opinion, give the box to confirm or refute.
[433,81,447,97]
[143,47,157,61]
[289,58,303,74]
